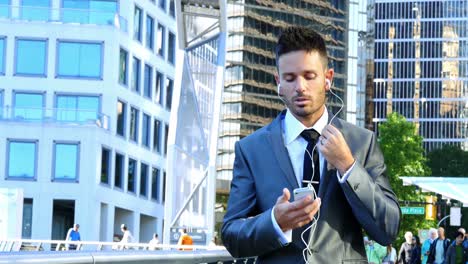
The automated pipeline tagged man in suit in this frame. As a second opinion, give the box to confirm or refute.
[221,26,401,263]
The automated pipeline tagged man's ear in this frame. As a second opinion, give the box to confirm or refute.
[325,68,334,92]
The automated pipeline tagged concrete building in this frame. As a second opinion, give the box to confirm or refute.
[0,0,177,245]
[372,0,468,151]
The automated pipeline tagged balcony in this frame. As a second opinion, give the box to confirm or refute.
[0,4,128,32]
[0,106,110,131]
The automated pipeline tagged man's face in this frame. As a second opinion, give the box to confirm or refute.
[456,235,464,245]
[276,50,333,126]
[430,231,437,239]
[438,228,444,237]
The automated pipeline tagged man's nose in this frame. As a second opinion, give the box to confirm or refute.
[294,77,306,93]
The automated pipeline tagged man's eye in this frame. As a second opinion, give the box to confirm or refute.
[305,74,316,80]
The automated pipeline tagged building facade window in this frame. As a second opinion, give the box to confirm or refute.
[146,15,154,50]
[153,119,161,153]
[116,100,126,137]
[15,39,47,76]
[169,0,175,17]
[164,124,169,156]
[129,106,139,142]
[119,48,128,85]
[114,152,124,189]
[156,24,165,57]
[62,0,117,25]
[165,78,173,110]
[140,162,148,197]
[158,0,166,11]
[0,90,3,118]
[155,71,163,105]
[21,0,50,21]
[133,5,142,42]
[7,140,37,179]
[14,92,44,120]
[151,167,160,201]
[0,0,9,18]
[57,41,102,79]
[127,158,136,193]
[142,113,150,148]
[53,142,79,181]
[143,64,152,98]
[0,37,5,74]
[131,57,141,93]
[22,198,33,238]
[100,147,111,184]
[168,31,175,64]
[56,94,99,122]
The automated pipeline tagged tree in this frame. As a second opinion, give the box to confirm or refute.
[377,113,434,247]
[427,144,468,176]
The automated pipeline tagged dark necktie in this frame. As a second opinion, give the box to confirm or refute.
[300,129,320,193]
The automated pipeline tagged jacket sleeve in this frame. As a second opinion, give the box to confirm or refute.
[340,132,401,246]
[221,141,284,258]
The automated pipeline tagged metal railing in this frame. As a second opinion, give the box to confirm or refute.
[0,239,256,264]
[0,106,110,131]
[0,5,128,32]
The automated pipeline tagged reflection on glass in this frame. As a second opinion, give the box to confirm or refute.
[158,0,166,10]
[131,57,140,92]
[143,64,152,98]
[56,95,99,122]
[8,141,36,178]
[140,163,148,196]
[101,147,110,184]
[54,143,78,180]
[130,107,138,142]
[156,23,165,57]
[119,48,128,85]
[22,198,33,238]
[127,158,136,193]
[155,71,163,105]
[62,0,117,25]
[115,153,123,188]
[21,0,50,21]
[166,78,173,110]
[117,100,126,136]
[0,38,5,73]
[16,39,47,75]
[168,32,175,64]
[146,15,154,50]
[14,93,43,120]
[57,42,102,78]
[142,113,150,147]
[151,167,160,200]
[0,0,9,18]
[133,6,142,41]
[169,0,175,17]
[153,119,161,153]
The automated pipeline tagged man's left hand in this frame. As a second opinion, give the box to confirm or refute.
[317,124,354,175]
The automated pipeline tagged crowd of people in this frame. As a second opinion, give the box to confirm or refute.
[365,227,468,264]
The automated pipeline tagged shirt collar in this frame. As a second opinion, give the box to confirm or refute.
[284,107,329,145]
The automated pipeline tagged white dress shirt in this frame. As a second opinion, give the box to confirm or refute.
[270,108,356,244]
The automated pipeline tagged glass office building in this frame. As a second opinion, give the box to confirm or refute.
[0,0,177,244]
[217,1,349,192]
[373,1,468,151]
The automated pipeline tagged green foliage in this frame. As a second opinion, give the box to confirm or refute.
[377,113,434,247]
[427,144,468,176]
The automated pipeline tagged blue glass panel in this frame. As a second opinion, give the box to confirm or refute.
[62,0,116,24]
[0,0,8,19]
[145,16,154,49]
[54,143,78,180]
[133,6,142,41]
[89,0,116,25]
[21,0,50,21]
[77,96,99,120]
[16,39,47,75]
[0,38,4,73]
[8,141,36,178]
[62,0,89,23]
[58,42,101,78]
[144,64,152,98]
[131,57,140,92]
[56,95,99,122]
[14,93,43,119]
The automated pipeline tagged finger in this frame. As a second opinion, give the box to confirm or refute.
[276,188,290,204]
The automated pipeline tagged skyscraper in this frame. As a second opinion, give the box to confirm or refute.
[0,0,176,244]
[217,0,349,193]
[372,1,468,151]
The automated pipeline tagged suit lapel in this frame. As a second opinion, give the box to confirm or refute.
[268,111,299,189]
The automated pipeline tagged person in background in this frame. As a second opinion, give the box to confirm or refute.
[178,228,193,251]
[65,223,81,250]
[445,231,467,264]
[398,231,414,264]
[148,233,160,250]
[409,235,421,264]
[382,243,397,264]
[119,224,133,250]
[422,228,438,264]
[364,236,387,264]
[427,227,450,264]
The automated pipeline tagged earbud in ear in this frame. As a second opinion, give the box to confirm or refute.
[277,84,282,95]
[325,79,331,91]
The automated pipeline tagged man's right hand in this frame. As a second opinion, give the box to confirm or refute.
[273,188,321,232]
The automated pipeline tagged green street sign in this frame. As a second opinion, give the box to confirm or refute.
[401,206,425,215]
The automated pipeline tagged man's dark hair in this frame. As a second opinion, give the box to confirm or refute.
[275,26,328,67]
[455,231,464,239]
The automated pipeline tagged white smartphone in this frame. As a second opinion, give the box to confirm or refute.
[293,187,315,201]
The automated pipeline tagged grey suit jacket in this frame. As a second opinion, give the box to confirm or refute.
[221,110,401,264]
